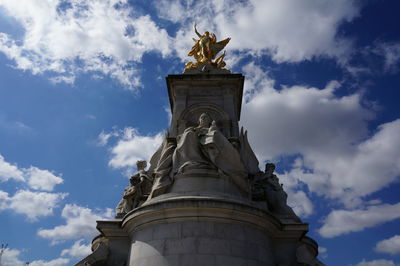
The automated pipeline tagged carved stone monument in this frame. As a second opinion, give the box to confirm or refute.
[77,26,324,266]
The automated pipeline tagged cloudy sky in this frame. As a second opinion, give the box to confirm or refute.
[0,0,399,265]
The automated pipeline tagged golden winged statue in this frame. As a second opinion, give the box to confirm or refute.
[184,24,231,72]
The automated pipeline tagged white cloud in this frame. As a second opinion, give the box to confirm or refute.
[0,190,8,209]
[0,190,67,221]
[273,170,314,218]
[0,0,364,86]
[375,235,400,255]
[318,246,328,259]
[26,166,63,191]
[0,248,24,266]
[354,259,396,266]
[0,153,64,191]
[0,247,69,266]
[0,0,172,90]
[29,258,70,266]
[106,127,164,170]
[161,0,359,64]
[97,130,119,146]
[0,154,24,182]
[61,239,91,258]
[373,42,400,74]
[240,63,400,208]
[288,190,314,218]
[37,204,113,244]
[346,41,400,77]
[318,203,400,238]
[283,119,400,208]
[241,62,373,161]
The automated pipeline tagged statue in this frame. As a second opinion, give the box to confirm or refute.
[115,160,153,218]
[150,113,249,197]
[184,24,231,72]
[115,175,139,218]
[239,127,260,177]
[252,163,300,221]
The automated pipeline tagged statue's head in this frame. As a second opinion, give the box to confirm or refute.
[265,163,276,172]
[204,31,210,36]
[198,112,212,127]
[136,160,147,171]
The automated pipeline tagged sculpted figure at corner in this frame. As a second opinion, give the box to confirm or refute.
[252,163,301,222]
[115,160,153,218]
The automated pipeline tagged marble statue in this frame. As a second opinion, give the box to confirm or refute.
[184,24,230,72]
[252,163,300,221]
[150,113,249,197]
[115,179,138,218]
[115,160,153,218]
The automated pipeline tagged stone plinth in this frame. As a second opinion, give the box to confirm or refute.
[123,196,308,266]
[79,195,321,266]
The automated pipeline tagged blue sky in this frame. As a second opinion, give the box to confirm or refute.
[0,0,399,265]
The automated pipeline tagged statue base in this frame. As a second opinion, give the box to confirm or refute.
[76,194,323,266]
[183,63,231,74]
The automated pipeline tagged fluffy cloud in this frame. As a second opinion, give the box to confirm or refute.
[0,154,24,182]
[283,119,400,208]
[0,248,69,266]
[0,190,8,208]
[0,153,64,191]
[0,0,172,90]
[159,0,359,63]
[0,190,67,221]
[0,248,24,266]
[38,204,113,244]
[287,190,314,218]
[241,62,373,161]
[26,166,63,191]
[101,127,164,172]
[354,259,396,266]
[0,0,363,88]
[29,258,70,266]
[61,239,91,258]
[318,203,400,238]
[241,63,400,208]
[374,235,400,255]
[97,130,119,147]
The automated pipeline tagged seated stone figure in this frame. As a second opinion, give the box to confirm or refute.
[252,163,300,221]
[150,112,248,197]
[115,160,153,218]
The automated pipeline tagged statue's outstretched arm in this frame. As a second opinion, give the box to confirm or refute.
[194,23,202,38]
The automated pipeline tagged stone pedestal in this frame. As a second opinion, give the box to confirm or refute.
[78,194,320,266]
[124,195,308,266]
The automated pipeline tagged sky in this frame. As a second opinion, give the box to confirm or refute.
[0,0,399,265]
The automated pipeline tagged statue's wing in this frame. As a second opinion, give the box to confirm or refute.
[210,37,231,57]
[210,33,217,43]
[148,135,166,173]
[188,40,200,56]
[239,127,260,175]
